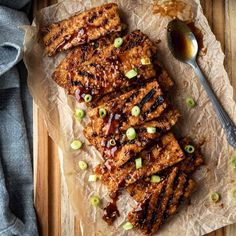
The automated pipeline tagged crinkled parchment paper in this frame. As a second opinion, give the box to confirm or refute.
[23,0,236,235]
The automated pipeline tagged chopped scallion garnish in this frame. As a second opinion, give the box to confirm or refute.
[150,175,161,183]
[90,196,100,207]
[122,222,133,230]
[135,157,142,169]
[114,37,123,48]
[109,138,116,146]
[186,97,196,108]
[141,57,151,65]
[74,108,85,121]
[147,127,156,134]
[209,192,220,203]
[78,161,88,170]
[70,140,83,150]
[99,108,107,118]
[131,106,141,117]
[84,94,92,103]
[88,175,97,182]
[126,127,136,140]
[125,68,138,79]
[184,145,195,154]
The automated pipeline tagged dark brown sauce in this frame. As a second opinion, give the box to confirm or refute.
[104,113,121,136]
[186,21,206,53]
[168,20,206,60]
[103,200,120,225]
[74,86,86,101]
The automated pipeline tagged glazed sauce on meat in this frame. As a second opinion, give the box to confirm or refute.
[105,113,121,135]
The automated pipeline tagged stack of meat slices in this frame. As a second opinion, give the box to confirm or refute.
[42,3,204,235]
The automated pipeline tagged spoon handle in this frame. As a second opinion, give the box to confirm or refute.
[190,61,236,148]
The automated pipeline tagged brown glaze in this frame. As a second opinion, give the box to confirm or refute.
[153,0,186,19]
[103,199,120,225]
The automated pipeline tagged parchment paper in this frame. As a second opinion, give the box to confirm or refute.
[23,0,236,235]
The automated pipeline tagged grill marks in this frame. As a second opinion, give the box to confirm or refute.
[67,31,156,102]
[51,35,119,94]
[96,133,185,197]
[128,167,195,236]
[86,81,167,137]
[84,108,180,163]
[43,3,203,234]
[42,3,122,56]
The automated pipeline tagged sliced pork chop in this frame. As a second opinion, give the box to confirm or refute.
[42,3,122,56]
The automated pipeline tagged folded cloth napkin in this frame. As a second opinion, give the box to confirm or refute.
[0,1,38,236]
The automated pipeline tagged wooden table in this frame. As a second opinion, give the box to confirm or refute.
[33,0,236,235]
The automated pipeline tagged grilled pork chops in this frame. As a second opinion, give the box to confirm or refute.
[86,80,168,137]
[95,133,186,197]
[84,108,179,162]
[66,31,157,102]
[127,167,195,236]
[42,3,204,235]
[42,3,122,56]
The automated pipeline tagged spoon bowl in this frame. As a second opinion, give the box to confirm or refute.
[167,19,198,64]
[167,19,236,148]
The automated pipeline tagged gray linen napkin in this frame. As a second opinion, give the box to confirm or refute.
[0,1,38,236]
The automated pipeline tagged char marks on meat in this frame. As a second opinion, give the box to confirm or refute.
[42,3,204,235]
[43,3,122,56]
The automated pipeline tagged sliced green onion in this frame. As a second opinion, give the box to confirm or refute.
[99,108,107,118]
[141,57,151,65]
[147,127,157,134]
[78,160,88,170]
[186,97,196,108]
[109,138,116,146]
[230,188,236,200]
[122,222,133,230]
[114,37,123,48]
[74,108,85,121]
[135,157,142,169]
[90,196,100,207]
[70,140,83,150]
[84,94,92,103]
[125,68,138,79]
[209,192,220,203]
[126,127,136,140]
[230,156,236,169]
[150,175,161,183]
[184,145,195,154]
[131,106,140,117]
[88,174,97,182]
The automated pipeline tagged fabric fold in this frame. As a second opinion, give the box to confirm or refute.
[0,6,29,77]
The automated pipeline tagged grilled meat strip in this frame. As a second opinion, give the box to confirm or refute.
[52,39,173,104]
[128,167,195,236]
[95,133,185,197]
[126,141,204,202]
[42,3,122,56]
[52,33,120,93]
[87,80,168,138]
[91,61,174,107]
[84,107,179,161]
[67,30,157,102]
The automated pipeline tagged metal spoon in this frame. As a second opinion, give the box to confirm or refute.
[167,19,236,148]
